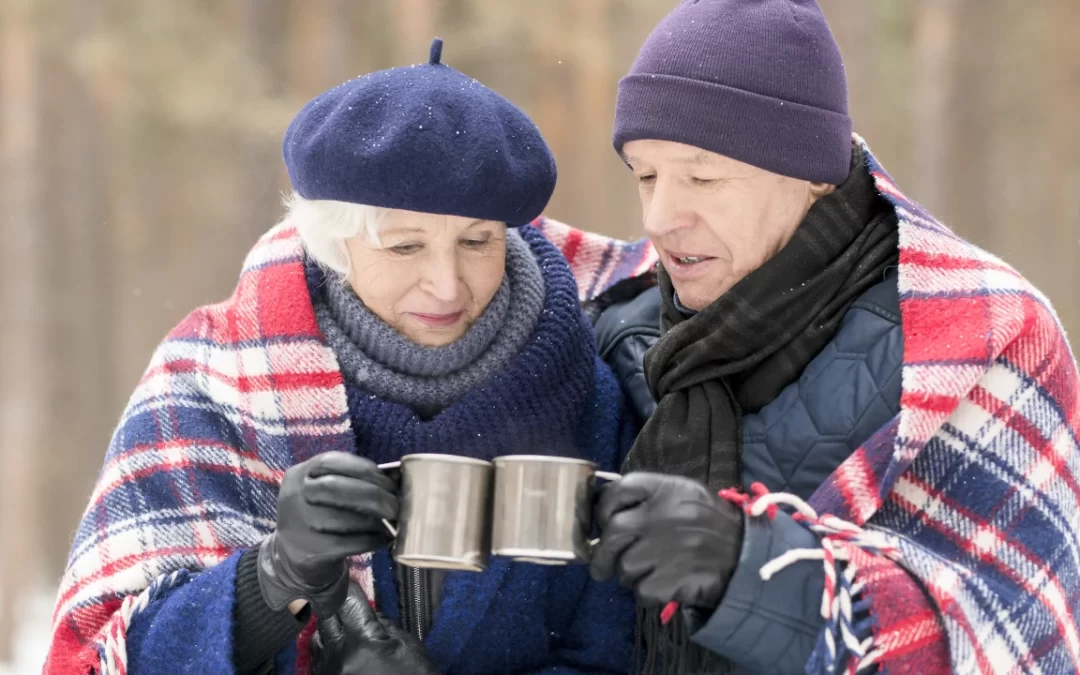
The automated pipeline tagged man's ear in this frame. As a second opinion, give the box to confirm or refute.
[809,182,837,199]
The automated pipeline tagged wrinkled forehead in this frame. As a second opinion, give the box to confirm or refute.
[621,139,754,175]
[378,208,504,237]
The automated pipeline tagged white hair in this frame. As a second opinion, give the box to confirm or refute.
[284,191,390,277]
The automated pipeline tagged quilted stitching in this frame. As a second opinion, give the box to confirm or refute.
[741,278,903,499]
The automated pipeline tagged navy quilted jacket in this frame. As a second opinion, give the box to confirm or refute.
[594,270,902,674]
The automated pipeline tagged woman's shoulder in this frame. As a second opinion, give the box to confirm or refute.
[161,223,321,349]
[132,223,343,430]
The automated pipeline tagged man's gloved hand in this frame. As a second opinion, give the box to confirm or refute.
[311,583,441,675]
[590,472,744,612]
[258,451,398,619]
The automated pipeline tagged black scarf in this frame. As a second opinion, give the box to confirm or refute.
[625,145,900,673]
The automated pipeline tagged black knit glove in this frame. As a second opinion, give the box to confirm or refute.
[311,583,440,675]
[590,472,744,612]
[257,451,398,619]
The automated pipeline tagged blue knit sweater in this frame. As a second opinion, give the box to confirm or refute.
[365,361,638,674]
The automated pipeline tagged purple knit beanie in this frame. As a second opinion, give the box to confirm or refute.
[613,0,852,184]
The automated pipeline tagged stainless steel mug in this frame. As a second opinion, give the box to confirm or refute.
[378,454,494,572]
[490,455,620,565]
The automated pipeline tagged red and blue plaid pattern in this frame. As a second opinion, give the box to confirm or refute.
[530,216,658,301]
[805,136,1080,674]
[45,226,373,674]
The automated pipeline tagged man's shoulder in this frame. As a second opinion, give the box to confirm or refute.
[594,283,662,358]
[828,268,902,358]
[849,268,900,323]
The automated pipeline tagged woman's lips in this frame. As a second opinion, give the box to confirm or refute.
[408,311,464,327]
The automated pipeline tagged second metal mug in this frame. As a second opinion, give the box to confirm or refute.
[379,454,494,572]
[490,455,620,565]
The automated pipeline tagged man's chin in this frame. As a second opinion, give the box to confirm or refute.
[671,280,726,312]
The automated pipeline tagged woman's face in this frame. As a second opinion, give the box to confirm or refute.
[345,209,507,346]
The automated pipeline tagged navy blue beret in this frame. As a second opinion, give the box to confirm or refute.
[283,38,556,226]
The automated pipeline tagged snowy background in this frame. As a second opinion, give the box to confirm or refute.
[0,586,54,675]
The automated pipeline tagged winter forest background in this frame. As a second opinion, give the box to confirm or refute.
[1,0,1078,671]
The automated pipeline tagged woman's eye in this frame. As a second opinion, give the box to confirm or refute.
[637,174,656,185]
[389,243,422,255]
[461,238,489,249]
[691,177,719,186]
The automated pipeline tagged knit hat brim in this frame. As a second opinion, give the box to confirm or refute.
[613,73,852,185]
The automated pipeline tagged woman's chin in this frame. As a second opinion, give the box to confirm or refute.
[398,319,469,347]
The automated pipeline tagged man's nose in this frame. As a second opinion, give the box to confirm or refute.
[643,182,690,238]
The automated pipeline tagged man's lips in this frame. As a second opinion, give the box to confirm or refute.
[408,312,464,327]
[663,250,717,279]
[667,250,715,264]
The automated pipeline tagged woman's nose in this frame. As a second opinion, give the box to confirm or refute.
[421,253,462,303]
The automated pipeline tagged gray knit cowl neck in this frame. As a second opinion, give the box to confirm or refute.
[310,229,546,419]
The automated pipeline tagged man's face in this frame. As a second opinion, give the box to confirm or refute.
[623,139,828,311]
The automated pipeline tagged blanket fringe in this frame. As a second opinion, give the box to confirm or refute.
[719,483,899,674]
[98,569,192,675]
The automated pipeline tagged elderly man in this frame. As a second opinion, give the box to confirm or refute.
[585,1,1080,674]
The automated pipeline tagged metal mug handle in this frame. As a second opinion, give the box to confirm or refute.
[588,471,622,547]
[377,461,402,537]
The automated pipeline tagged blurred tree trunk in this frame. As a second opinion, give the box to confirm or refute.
[939,0,998,240]
[393,0,439,63]
[822,1,916,189]
[566,0,616,234]
[531,3,573,223]
[911,0,958,212]
[211,0,291,283]
[826,0,874,124]
[0,0,44,658]
[242,0,290,233]
[287,0,376,95]
[81,1,159,404]
[37,0,114,580]
[1040,0,1080,341]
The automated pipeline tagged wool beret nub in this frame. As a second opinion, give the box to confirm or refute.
[283,38,557,226]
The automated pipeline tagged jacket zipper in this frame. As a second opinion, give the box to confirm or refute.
[401,564,430,642]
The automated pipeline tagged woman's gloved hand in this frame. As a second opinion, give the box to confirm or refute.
[590,472,744,612]
[257,451,398,619]
[312,583,441,675]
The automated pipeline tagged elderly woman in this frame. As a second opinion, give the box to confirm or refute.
[44,39,636,675]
